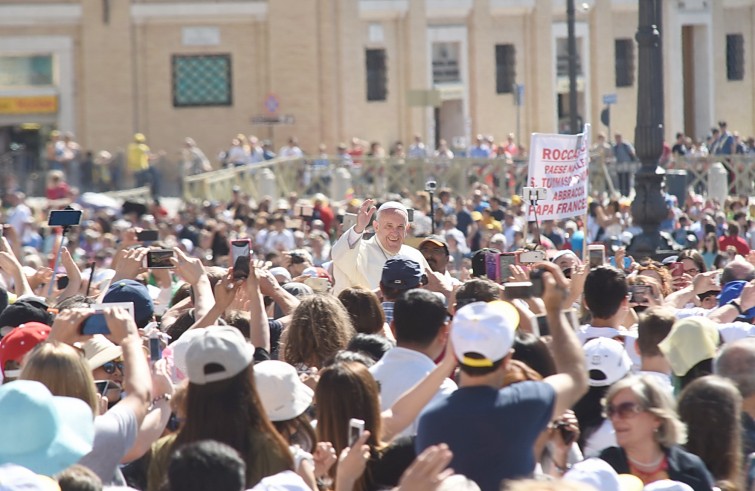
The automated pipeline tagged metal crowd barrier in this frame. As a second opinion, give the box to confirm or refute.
[180,154,755,203]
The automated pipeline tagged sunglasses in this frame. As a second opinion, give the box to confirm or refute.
[102,360,125,375]
[605,401,645,420]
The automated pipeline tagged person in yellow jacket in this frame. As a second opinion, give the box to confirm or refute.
[127,133,152,188]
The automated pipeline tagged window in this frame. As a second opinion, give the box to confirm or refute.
[0,55,54,87]
[366,49,387,101]
[495,44,516,94]
[172,54,232,107]
[615,39,635,87]
[726,34,744,81]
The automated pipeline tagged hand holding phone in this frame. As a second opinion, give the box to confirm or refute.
[588,245,605,269]
[136,229,159,242]
[145,249,175,269]
[231,239,252,279]
[348,418,365,446]
[629,284,651,304]
[94,380,111,396]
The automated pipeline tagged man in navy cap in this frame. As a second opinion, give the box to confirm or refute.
[379,257,424,324]
[331,198,429,294]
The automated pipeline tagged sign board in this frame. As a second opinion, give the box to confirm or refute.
[602,93,618,105]
[407,89,442,108]
[264,93,279,114]
[0,95,58,114]
[250,114,295,125]
[514,84,524,106]
[527,124,591,221]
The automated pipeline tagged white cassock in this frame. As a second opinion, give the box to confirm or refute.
[331,227,429,294]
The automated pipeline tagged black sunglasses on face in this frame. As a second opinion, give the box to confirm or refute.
[102,361,124,375]
[604,401,645,420]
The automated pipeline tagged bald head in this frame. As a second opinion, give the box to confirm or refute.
[715,338,755,398]
[721,258,755,285]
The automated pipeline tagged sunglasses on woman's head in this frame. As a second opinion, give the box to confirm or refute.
[604,401,645,420]
[102,360,124,375]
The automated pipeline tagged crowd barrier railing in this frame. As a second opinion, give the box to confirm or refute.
[180,154,755,203]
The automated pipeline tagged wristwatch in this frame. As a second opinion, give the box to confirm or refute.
[729,300,744,315]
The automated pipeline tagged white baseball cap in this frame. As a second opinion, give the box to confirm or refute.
[184,327,255,385]
[451,301,518,368]
[254,361,314,422]
[564,458,622,491]
[583,337,632,387]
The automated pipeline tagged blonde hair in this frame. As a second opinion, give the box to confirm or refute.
[20,341,99,415]
[604,374,686,447]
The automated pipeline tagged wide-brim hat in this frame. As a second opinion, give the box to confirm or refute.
[254,360,314,421]
[0,380,94,476]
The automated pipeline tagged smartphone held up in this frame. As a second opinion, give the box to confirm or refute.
[231,239,252,279]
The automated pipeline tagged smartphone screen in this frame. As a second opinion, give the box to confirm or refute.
[485,251,500,283]
[231,240,251,279]
[57,275,69,290]
[48,210,83,227]
[81,313,110,335]
[137,230,159,242]
[499,253,517,283]
[149,335,161,362]
[630,285,651,304]
[348,418,364,446]
[94,380,110,396]
[588,246,605,269]
[146,249,175,269]
[535,314,550,336]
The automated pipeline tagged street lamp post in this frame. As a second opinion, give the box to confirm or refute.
[628,0,670,257]
[567,0,579,134]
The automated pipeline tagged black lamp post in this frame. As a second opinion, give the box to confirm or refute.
[567,0,579,134]
[627,0,671,257]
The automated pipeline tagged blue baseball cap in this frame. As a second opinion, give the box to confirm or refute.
[381,258,423,290]
[103,279,154,327]
[718,280,755,319]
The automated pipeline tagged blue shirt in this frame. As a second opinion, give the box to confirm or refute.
[416,381,555,491]
[381,301,394,325]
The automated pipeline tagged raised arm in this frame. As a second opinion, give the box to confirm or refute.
[247,266,270,352]
[172,247,214,319]
[331,199,375,260]
[0,239,34,297]
[538,262,589,420]
[187,268,242,330]
[104,307,152,425]
[56,247,82,302]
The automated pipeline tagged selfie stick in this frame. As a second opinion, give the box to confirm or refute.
[47,226,70,298]
[85,261,96,297]
[429,190,435,234]
[522,187,545,247]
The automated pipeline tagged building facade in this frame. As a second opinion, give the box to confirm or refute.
[0,0,754,166]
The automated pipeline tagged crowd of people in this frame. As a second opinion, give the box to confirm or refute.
[2,135,755,491]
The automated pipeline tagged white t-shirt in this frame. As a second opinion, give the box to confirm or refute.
[370,347,457,438]
[78,403,138,485]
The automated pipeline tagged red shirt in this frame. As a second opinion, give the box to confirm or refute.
[46,183,69,200]
[719,234,750,256]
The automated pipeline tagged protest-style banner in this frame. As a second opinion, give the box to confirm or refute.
[526,124,591,221]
